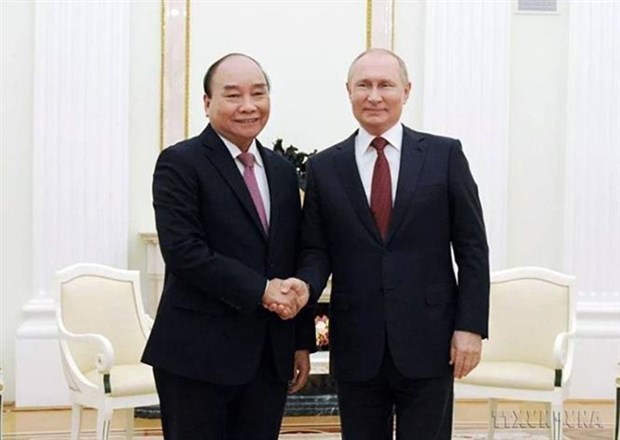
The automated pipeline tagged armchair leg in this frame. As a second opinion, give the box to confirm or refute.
[125,408,135,439]
[70,404,82,440]
[550,401,563,440]
[615,384,619,440]
[96,408,113,440]
[487,398,498,440]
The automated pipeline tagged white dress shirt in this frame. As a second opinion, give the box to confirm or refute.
[219,135,271,223]
[354,123,403,204]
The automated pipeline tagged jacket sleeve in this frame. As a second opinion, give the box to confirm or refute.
[296,159,332,304]
[153,146,266,315]
[448,140,490,338]
[294,304,317,352]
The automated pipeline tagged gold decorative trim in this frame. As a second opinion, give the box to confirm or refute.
[159,0,166,150]
[183,0,191,139]
[366,0,372,49]
[391,0,395,51]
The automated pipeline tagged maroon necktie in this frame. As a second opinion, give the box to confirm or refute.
[237,152,269,234]
[370,137,392,240]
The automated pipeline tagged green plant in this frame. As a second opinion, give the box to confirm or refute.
[272,139,317,190]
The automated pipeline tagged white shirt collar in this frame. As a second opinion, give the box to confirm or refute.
[356,123,403,155]
[219,134,264,168]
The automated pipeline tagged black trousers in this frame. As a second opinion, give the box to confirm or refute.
[337,347,454,440]
[153,342,288,440]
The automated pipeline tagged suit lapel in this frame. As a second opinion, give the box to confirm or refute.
[199,125,268,241]
[333,133,383,245]
[386,127,427,243]
[259,145,283,246]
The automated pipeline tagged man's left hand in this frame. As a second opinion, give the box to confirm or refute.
[288,350,310,394]
[449,330,482,379]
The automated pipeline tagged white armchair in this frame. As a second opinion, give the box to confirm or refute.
[455,267,576,440]
[55,263,159,440]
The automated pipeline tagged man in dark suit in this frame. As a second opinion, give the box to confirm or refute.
[296,49,490,439]
[142,53,314,440]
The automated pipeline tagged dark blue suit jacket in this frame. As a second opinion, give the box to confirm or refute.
[298,125,489,381]
[142,125,315,385]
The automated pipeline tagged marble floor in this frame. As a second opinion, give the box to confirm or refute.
[1,429,614,439]
[2,400,615,439]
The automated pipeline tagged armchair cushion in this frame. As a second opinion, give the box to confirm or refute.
[84,364,156,397]
[458,361,556,391]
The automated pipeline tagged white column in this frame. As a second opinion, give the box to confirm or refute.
[16,1,130,407]
[564,1,620,399]
[564,0,620,296]
[422,2,511,270]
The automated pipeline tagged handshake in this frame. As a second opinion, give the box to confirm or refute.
[262,278,309,320]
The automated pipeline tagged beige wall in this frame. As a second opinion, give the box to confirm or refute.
[187,1,366,150]
[507,5,569,270]
[127,1,160,295]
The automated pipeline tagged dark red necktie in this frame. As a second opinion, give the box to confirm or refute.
[370,137,392,241]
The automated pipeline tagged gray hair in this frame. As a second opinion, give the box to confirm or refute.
[347,48,409,84]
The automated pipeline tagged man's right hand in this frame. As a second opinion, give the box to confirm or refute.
[262,278,299,320]
[262,278,309,320]
[280,278,309,311]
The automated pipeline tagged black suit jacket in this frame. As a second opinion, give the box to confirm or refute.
[298,125,489,382]
[142,125,315,385]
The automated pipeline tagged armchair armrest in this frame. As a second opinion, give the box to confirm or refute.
[144,314,154,333]
[58,327,115,373]
[553,330,576,369]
